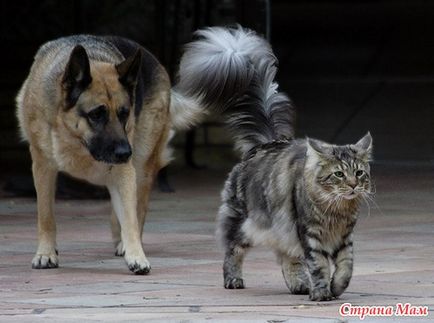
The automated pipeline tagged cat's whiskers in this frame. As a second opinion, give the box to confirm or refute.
[360,192,372,218]
[369,180,377,194]
[364,193,384,216]
[320,197,335,217]
[333,195,344,214]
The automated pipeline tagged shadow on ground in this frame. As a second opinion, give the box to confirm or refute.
[0,165,433,322]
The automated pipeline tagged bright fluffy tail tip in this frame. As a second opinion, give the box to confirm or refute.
[170,25,276,130]
[169,90,206,131]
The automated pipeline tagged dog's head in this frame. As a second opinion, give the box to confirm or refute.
[60,45,142,164]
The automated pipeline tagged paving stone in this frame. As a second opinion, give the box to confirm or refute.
[0,166,433,321]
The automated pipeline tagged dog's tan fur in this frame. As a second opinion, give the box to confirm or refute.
[16,35,176,274]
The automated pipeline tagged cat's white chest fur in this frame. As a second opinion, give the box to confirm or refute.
[241,209,303,257]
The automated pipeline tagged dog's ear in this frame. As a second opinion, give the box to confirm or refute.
[116,49,142,102]
[62,45,92,109]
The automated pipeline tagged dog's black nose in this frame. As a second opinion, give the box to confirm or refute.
[114,140,132,163]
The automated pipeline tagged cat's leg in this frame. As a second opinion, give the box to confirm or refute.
[331,236,354,297]
[280,256,310,294]
[303,242,333,301]
[223,245,247,289]
[217,200,249,289]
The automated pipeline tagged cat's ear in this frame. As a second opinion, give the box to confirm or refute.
[353,132,373,161]
[306,138,333,166]
[307,138,333,156]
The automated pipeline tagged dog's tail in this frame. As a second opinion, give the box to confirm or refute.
[170,26,295,154]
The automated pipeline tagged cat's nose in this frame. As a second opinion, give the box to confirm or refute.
[347,178,357,189]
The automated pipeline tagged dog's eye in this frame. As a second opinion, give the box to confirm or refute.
[117,107,130,122]
[87,105,108,123]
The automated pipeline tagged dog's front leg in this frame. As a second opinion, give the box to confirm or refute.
[108,163,151,275]
[30,146,58,269]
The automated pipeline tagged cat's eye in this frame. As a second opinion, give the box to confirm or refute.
[87,105,108,123]
[334,171,345,178]
[355,170,364,177]
[117,106,130,123]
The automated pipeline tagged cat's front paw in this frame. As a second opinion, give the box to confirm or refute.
[309,287,334,301]
[331,279,350,298]
[224,277,244,289]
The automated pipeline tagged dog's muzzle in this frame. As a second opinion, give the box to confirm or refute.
[113,140,132,163]
[87,137,132,164]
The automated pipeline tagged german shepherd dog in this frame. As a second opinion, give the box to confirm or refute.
[16,35,202,274]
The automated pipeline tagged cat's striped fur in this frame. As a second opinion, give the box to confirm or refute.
[177,26,373,301]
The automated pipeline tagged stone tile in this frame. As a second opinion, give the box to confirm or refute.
[0,166,433,321]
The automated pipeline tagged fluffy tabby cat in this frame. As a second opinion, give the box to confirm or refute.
[176,26,373,301]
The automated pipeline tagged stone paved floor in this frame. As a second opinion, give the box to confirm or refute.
[0,166,433,322]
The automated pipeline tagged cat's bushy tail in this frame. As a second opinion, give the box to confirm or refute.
[172,26,295,154]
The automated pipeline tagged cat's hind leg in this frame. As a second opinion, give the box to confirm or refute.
[281,256,310,295]
[217,201,249,289]
[223,245,247,289]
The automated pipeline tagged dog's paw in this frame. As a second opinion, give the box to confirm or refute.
[32,252,59,269]
[115,241,124,257]
[224,277,245,289]
[124,253,151,275]
[128,261,151,275]
[309,287,334,301]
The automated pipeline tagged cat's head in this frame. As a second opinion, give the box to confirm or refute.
[304,133,373,205]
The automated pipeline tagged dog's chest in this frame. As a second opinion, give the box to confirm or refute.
[52,133,110,185]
